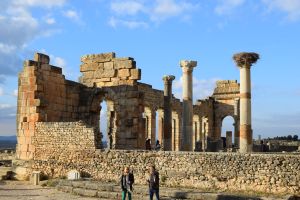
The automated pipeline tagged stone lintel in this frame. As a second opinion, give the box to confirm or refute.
[233,52,259,68]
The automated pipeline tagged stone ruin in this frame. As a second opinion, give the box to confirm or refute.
[12,52,300,195]
[16,52,260,160]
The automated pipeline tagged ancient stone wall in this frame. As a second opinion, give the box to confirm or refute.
[17,52,244,161]
[0,150,15,161]
[33,122,99,160]
[79,53,141,87]
[16,53,102,160]
[27,149,300,195]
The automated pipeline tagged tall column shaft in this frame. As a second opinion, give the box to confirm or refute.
[163,75,175,151]
[180,60,197,151]
[240,67,252,152]
[233,52,259,153]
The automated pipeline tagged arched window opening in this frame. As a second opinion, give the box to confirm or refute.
[221,116,235,149]
[100,101,108,148]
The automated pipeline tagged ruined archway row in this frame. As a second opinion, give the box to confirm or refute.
[16,52,258,160]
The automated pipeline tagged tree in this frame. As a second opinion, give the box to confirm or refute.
[293,135,298,141]
[287,135,293,141]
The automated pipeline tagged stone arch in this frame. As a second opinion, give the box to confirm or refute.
[88,87,120,149]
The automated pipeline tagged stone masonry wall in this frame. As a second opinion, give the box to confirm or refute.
[80,52,141,87]
[33,122,98,160]
[17,53,101,160]
[29,149,300,195]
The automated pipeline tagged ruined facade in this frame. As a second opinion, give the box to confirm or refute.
[16,52,242,160]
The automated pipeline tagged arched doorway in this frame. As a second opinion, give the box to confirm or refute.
[221,116,235,149]
[100,101,108,148]
[99,99,115,149]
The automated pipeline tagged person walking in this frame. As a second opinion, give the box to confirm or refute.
[147,165,159,200]
[120,166,134,200]
[155,140,161,151]
[146,139,151,150]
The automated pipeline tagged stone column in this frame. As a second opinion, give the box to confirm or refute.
[180,60,197,151]
[226,131,232,148]
[163,75,175,151]
[233,52,259,153]
[157,109,164,144]
[234,99,240,148]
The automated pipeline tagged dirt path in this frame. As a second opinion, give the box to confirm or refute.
[0,181,97,200]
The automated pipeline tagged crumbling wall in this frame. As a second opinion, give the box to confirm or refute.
[16,53,103,160]
[79,53,141,87]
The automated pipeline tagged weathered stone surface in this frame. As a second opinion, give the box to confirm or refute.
[25,150,300,196]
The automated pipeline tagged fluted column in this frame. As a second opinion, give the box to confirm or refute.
[233,52,259,153]
[163,75,175,151]
[180,60,197,151]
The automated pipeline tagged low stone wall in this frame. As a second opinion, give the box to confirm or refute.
[0,150,15,161]
[24,150,300,196]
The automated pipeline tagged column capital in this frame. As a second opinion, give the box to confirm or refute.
[233,52,259,68]
[180,60,197,72]
[162,75,175,84]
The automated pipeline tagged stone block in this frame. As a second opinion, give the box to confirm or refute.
[81,52,115,63]
[82,71,94,79]
[101,69,116,78]
[118,69,130,77]
[68,171,81,181]
[114,60,135,69]
[104,62,114,70]
[41,64,51,71]
[34,53,50,64]
[24,60,38,67]
[129,69,141,80]
[31,171,40,185]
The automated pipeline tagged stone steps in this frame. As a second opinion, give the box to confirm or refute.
[56,180,289,200]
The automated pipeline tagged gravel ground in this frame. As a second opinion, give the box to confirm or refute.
[0,181,97,200]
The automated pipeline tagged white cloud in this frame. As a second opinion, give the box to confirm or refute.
[53,56,66,68]
[151,0,195,22]
[0,104,14,109]
[262,0,300,21]
[108,17,148,29]
[45,17,56,25]
[0,43,17,54]
[111,1,145,15]
[215,0,245,15]
[0,87,3,96]
[108,0,198,28]
[173,76,219,102]
[13,89,18,97]
[63,9,82,23]
[0,0,66,81]
[12,0,66,8]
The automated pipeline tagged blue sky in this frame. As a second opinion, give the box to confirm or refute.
[0,0,300,139]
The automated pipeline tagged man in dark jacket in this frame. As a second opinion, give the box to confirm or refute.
[120,167,134,200]
[147,165,159,200]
